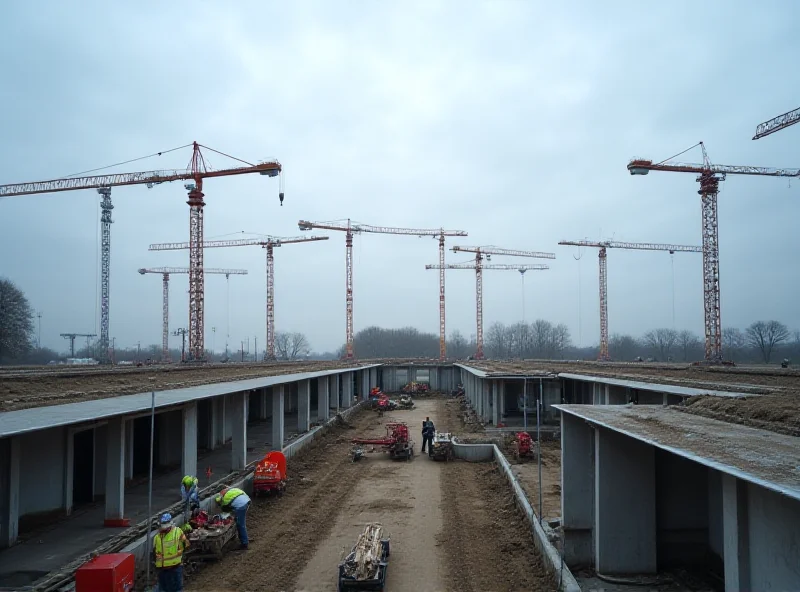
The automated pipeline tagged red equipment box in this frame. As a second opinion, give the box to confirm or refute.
[75,553,135,592]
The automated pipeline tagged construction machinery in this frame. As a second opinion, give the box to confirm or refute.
[401,381,430,395]
[60,333,96,358]
[138,267,247,362]
[338,523,390,592]
[184,509,238,561]
[0,142,282,362]
[557,240,702,361]
[509,432,535,461]
[253,451,287,496]
[429,432,455,461]
[628,142,799,363]
[149,234,328,360]
[298,219,467,359]
[427,261,551,360]
[351,422,414,461]
[753,106,800,140]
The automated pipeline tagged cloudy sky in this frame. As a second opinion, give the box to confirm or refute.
[1,1,799,355]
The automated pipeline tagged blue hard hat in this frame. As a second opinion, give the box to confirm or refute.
[160,513,172,524]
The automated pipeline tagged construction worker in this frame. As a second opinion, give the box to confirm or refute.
[153,513,189,592]
[215,487,251,549]
[421,417,435,454]
[180,475,200,518]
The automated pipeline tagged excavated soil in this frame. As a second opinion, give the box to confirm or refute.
[680,393,800,437]
[0,361,361,411]
[508,440,562,521]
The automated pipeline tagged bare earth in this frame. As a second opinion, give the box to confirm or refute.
[186,398,555,592]
[508,440,562,522]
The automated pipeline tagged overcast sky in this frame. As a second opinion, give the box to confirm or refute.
[1,1,799,355]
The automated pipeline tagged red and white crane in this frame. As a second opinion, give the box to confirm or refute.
[149,235,328,360]
[440,244,555,359]
[0,142,282,362]
[628,142,799,362]
[138,267,247,362]
[753,106,800,140]
[298,219,467,359]
[425,262,550,359]
[558,240,702,361]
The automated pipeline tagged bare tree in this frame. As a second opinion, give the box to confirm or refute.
[275,331,311,360]
[531,319,552,358]
[677,330,702,362]
[485,322,511,359]
[0,278,34,363]
[609,334,640,361]
[447,330,470,359]
[551,323,572,359]
[746,321,790,364]
[722,327,746,362]
[642,328,678,361]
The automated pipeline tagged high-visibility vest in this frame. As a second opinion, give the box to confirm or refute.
[154,526,187,568]
[221,488,245,509]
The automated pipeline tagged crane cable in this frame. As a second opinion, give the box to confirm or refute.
[653,142,702,167]
[63,144,193,178]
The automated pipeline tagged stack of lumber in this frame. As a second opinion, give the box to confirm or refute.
[343,523,384,580]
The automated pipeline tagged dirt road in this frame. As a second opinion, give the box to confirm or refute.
[186,397,555,591]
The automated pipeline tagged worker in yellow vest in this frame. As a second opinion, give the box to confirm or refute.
[215,487,252,549]
[153,513,189,592]
[180,475,200,519]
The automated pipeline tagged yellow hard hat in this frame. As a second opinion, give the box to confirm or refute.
[182,475,195,488]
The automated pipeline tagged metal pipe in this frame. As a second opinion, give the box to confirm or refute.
[145,387,155,587]
[537,377,543,524]
[523,378,528,430]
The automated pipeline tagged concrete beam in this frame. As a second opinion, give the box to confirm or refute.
[298,380,311,432]
[0,437,20,547]
[271,385,285,450]
[722,474,750,591]
[595,427,656,574]
[104,417,126,525]
[230,392,247,471]
[317,377,330,423]
[182,402,198,479]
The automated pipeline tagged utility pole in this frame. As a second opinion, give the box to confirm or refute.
[36,311,42,349]
[137,341,141,361]
[173,328,188,362]
[241,341,245,362]
[254,337,257,362]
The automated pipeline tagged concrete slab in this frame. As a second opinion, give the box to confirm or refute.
[558,373,755,399]
[554,404,800,502]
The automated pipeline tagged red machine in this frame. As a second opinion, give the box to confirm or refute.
[512,432,535,460]
[75,553,134,592]
[253,451,287,496]
[351,422,413,460]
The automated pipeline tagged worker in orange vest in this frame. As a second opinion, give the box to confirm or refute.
[153,513,189,591]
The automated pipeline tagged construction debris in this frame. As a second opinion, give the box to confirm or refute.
[339,523,390,590]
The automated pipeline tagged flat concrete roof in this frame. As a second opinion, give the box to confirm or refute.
[455,363,556,379]
[0,365,379,438]
[555,404,800,502]
[558,372,753,398]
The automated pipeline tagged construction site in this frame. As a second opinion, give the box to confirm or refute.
[3,5,800,591]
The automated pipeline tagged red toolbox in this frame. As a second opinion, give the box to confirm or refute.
[75,553,135,592]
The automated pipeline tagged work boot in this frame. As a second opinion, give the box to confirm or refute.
[239,543,249,550]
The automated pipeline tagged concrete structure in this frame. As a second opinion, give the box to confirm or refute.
[557,404,800,591]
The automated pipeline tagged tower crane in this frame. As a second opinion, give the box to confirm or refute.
[138,267,247,362]
[426,262,550,359]
[298,219,468,359]
[753,106,800,140]
[628,142,799,362]
[60,333,97,358]
[449,246,555,360]
[557,240,702,361]
[149,235,328,360]
[0,142,283,363]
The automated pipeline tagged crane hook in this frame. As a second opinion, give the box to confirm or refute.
[279,192,284,206]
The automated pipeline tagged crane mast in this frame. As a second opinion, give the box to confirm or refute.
[1,142,282,363]
[449,246,555,359]
[298,219,466,359]
[559,240,702,361]
[149,235,327,360]
[138,267,248,362]
[628,142,795,362]
[426,263,550,359]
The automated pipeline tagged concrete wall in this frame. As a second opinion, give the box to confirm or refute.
[747,482,800,590]
[19,427,65,516]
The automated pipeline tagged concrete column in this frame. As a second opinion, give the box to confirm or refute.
[330,374,340,410]
[125,419,134,480]
[230,393,247,470]
[370,367,377,392]
[361,371,369,401]
[561,413,594,565]
[499,380,506,421]
[342,372,353,409]
[595,427,656,574]
[104,417,126,525]
[317,377,330,423]
[722,474,750,591]
[298,380,311,432]
[492,380,499,426]
[0,437,21,547]
[182,402,198,478]
[483,379,491,422]
[271,385,285,450]
[259,388,269,419]
[213,396,225,447]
